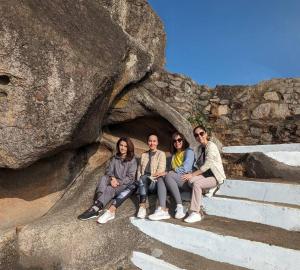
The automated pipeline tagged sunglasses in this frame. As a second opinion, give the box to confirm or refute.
[194,131,205,138]
[173,138,183,143]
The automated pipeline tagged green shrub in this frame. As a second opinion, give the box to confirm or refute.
[188,113,212,132]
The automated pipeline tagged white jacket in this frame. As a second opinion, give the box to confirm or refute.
[194,141,226,184]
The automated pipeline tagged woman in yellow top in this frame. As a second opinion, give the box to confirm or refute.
[149,131,195,220]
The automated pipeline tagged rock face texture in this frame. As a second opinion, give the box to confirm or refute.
[106,71,300,146]
[99,0,166,70]
[0,0,165,169]
[242,152,300,183]
[0,148,90,231]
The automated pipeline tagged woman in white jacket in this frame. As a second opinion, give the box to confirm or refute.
[181,125,226,223]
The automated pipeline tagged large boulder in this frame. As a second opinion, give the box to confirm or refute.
[242,152,300,183]
[0,0,165,169]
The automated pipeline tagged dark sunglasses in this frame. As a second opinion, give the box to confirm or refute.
[194,131,205,138]
[173,138,183,143]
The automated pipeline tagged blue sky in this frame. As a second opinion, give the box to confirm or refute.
[148,0,300,87]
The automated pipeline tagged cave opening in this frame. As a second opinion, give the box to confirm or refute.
[102,115,177,155]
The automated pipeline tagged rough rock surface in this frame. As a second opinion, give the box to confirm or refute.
[0,229,18,270]
[242,152,300,183]
[0,147,91,231]
[0,0,165,169]
[106,71,300,146]
[99,0,166,69]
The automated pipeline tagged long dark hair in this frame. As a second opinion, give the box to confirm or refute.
[170,131,190,154]
[116,137,135,162]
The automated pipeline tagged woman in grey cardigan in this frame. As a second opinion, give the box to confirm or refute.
[78,137,137,223]
[181,125,226,223]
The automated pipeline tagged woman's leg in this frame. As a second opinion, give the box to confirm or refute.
[96,182,127,207]
[138,175,150,203]
[164,171,184,204]
[94,175,110,202]
[97,184,128,224]
[156,176,167,208]
[111,183,137,208]
[190,175,217,212]
[78,175,110,220]
[148,177,170,221]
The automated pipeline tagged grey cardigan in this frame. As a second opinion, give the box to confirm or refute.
[106,155,138,186]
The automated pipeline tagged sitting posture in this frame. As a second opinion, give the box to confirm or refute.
[136,134,167,219]
[78,137,137,223]
[182,125,226,223]
[149,131,195,220]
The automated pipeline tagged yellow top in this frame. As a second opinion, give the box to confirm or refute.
[171,151,184,170]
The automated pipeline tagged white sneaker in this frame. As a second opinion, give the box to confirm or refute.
[137,206,147,219]
[205,186,219,198]
[175,204,186,219]
[97,210,115,224]
[184,212,202,223]
[148,207,170,221]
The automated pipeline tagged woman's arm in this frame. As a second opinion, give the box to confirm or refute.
[154,151,167,176]
[105,157,115,177]
[181,168,202,181]
[175,148,195,174]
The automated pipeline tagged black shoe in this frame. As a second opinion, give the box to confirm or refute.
[78,207,101,220]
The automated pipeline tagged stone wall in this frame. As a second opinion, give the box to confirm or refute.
[129,71,300,146]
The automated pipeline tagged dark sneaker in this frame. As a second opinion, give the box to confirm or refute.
[78,207,101,220]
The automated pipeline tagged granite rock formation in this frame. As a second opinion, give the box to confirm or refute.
[0,0,165,169]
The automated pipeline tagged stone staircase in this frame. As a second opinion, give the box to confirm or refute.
[130,144,300,270]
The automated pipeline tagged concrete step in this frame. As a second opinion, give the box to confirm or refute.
[130,241,247,270]
[202,196,300,231]
[217,178,300,206]
[222,143,300,166]
[129,219,248,270]
[131,252,184,270]
[131,217,300,270]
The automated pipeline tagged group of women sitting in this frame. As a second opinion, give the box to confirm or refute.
[78,125,226,224]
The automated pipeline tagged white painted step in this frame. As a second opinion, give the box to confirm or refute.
[222,143,300,166]
[222,143,300,153]
[131,252,184,270]
[203,197,300,231]
[217,179,300,206]
[131,218,300,270]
